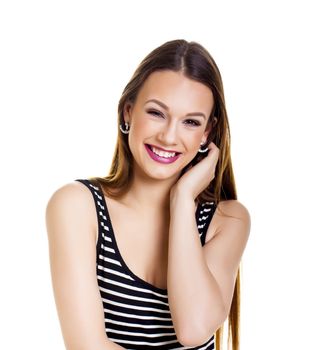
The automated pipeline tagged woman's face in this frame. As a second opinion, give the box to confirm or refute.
[123,70,214,182]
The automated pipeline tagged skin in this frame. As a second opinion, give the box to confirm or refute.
[119,70,250,345]
[102,70,218,294]
[46,69,250,349]
[121,69,215,212]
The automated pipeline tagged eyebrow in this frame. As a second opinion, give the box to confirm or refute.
[145,99,206,119]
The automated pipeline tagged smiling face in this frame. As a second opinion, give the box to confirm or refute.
[123,70,214,182]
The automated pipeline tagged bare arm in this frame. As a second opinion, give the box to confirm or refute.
[45,182,125,350]
[168,191,250,347]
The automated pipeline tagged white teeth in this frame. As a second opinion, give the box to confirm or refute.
[151,146,175,158]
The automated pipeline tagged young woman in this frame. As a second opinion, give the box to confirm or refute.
[46,39,251,350]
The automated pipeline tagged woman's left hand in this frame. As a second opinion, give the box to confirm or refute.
[170,141,220,200]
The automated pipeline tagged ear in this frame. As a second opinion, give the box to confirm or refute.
[201,130,210,145]
[202,116,217,144]
[123,101,133,124]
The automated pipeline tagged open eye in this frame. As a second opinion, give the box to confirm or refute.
[184,119,201,127]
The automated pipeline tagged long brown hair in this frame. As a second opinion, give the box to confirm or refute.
[90,39,240,350]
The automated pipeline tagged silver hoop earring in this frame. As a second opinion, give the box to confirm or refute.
[198,142,208,153]
[120,122,130,134]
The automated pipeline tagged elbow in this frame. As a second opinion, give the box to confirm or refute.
[178,326,215,348]
[177,307,226,347]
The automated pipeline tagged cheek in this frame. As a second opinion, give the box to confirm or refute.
[127,118,152,152]
[133,117,156,138]
[186,132,203,150]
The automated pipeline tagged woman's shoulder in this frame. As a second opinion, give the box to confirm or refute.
[206,199,250,241]
[47,180,97,205]
[45,180,98,236]
[214,199,251,238]
[216,199,250,217]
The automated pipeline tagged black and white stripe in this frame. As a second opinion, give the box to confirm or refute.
[75,179,217,350]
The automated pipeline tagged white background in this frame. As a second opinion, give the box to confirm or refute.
[1,0,308,349]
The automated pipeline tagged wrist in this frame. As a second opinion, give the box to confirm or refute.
[170,186,195,208]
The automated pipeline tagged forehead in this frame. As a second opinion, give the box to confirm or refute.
[137,70,214,113]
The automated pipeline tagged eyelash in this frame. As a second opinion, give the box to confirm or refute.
[147,109,201,127]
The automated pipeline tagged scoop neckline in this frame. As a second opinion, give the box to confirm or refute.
[93,180,201,295]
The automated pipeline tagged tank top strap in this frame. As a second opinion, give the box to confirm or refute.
[197,201,217,246]
[74,178,108,247]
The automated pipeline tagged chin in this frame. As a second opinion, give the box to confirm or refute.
[147,168,180,181]
[139,162,182,181]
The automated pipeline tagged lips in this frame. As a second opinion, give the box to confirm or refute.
[144,144,181,164]
[146,144,181,154]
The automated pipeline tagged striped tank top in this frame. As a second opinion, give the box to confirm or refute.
[75,178,217,350]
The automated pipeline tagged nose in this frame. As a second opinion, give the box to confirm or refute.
[157,120,178,146]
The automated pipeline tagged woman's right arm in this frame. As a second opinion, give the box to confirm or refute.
[45,182,125,350]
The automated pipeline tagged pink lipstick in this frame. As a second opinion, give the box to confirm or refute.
[144,144,181,164]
